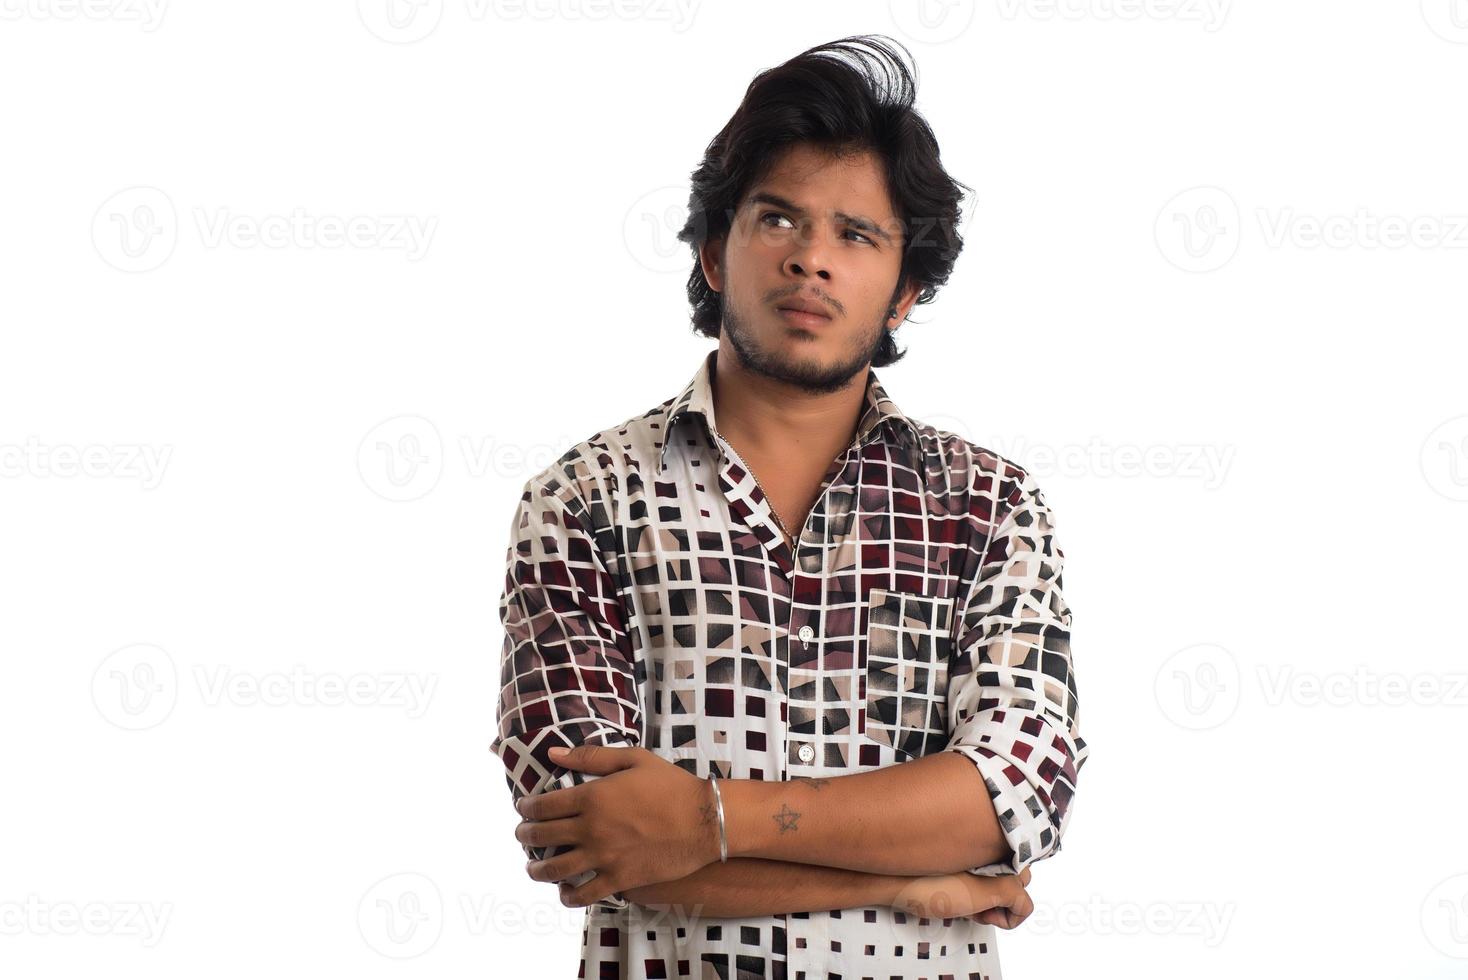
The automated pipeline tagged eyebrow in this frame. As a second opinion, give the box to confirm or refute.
[745,191,896,246]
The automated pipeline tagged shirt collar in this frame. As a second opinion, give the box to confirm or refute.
[657,348,923,474]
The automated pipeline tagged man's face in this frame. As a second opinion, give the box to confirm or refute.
[701,143,914,395]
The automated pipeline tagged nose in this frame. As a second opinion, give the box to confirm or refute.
[782,224,835,282]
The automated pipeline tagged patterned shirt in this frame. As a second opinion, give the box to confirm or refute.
[491,348,1089,979]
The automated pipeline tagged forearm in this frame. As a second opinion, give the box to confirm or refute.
[621,856,904,919]
[719,750,1011,876]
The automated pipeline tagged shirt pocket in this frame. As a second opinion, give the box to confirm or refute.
[863,587,956,762]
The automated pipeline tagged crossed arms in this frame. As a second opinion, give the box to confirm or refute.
[489,464,1088,915]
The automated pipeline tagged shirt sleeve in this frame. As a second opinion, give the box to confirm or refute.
[489,473,643,909]
[945,464,1089,877]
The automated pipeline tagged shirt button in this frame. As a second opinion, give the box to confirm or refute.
[797,743,815,763]
[798,625,814,645]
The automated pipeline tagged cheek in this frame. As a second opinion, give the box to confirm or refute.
[732,239,784,280]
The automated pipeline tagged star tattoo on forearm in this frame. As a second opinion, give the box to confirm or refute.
[772,802,802,834]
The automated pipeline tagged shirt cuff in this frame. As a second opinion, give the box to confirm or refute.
[948,745,1058,877]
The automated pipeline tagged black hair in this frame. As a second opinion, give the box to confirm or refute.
[675,34,972,368]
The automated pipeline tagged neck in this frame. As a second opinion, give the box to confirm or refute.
[708,340,868,459]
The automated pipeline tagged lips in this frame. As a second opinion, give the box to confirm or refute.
[775,295,834,332]
[776,307,832,328]
[776,300,832,319]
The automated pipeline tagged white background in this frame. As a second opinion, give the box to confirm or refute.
[3,1,1468,977]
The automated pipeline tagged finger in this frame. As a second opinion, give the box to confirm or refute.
[1011,887,1034,921]
[974,908,1012,929]
[528,848,594,883]
[559,881,584,907]
[1005,875,1030,910]
[514,815,581,850]
[1019,866,1031,887]
[552,744,641,777]
[518,787,584,821]
[560,869,620,908]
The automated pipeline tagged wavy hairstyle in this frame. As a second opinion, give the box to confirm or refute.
[675,34,972,368]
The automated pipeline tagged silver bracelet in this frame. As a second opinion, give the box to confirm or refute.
[707,773,728,863]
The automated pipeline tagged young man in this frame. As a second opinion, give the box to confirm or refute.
[491,35,1088,979]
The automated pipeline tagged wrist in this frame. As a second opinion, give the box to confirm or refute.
[716,775,772,860]
[885,874,943,916]
[876,873,922,913]
[704,775,728,866]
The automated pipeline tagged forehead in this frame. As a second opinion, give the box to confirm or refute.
[742,144,896,221]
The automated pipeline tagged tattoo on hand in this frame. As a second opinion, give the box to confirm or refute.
[772,802,802,834]
[792,776,830,790]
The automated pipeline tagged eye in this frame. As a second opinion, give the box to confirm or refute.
[760,212,875,245]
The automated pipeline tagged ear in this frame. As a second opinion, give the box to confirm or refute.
[889,276,921,326]
[699,235,726,293]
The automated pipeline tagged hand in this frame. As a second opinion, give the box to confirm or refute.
[515,745,720,907]
[890,866,1034,930]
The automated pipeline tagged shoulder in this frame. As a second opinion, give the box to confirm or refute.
[905,416,1039,519]
[518,396,678,511]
